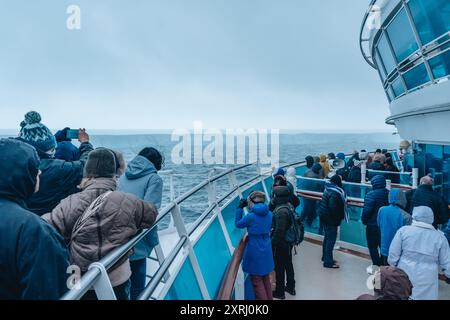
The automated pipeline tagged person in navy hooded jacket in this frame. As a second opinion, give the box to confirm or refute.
[235,191,274,300]
[0,138,69,300]
[362,175,389,266]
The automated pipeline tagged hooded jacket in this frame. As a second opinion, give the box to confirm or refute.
[318,181,346,227]
[388,206,450,300]
[235,203,274,276]
[357,266,412,300]
[347,165,362,183]
[407,184,449,227]
[362,175,389,226]
[22,139,94,216]
[377,189,412,257]
[55,141,80,162]
[42,178,158,286]
[270,186,294,246]
[304,163,322,180]
[118,155,163,261]
[319,154,331,178]
[0,139,69,300]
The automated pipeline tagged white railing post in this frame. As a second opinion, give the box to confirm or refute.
[386,179,392,191]
[412,168,419,189]
[228,170,243,199]
[361,163,367,184]
[168,172,175,229]
[206,179,234,255]
[256,162,270,200]
[170,204,211,300]
[154,244,170,283]
[335,226,342,250]
[88,262,117,300]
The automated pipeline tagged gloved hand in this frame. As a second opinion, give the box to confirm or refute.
[238,199,248,209]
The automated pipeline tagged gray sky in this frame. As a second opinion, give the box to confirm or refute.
[0,0,390,131]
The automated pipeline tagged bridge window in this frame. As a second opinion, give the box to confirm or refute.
[391,76,405,97]
[386,8,419,63]
[428,49,450,79]
[402,62,430,90]
[408,0,450,46]
[377,33,397,74]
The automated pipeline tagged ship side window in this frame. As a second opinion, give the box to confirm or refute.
[408,0,450,46]
[391,76,405,97]
[374,50,387,80]
[428,49,450,80]
[386,86,395,101]
[386,8,419,63]
[402,62,430,90]
[376,33,397,75]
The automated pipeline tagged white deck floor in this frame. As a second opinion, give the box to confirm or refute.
[285,241,450,300]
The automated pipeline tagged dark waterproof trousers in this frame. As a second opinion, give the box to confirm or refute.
[366,225,381,266]
[273,241,295,295]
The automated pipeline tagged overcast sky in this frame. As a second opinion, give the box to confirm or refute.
[0,0,390,131]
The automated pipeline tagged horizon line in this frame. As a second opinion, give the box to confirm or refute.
[0,128,396,135]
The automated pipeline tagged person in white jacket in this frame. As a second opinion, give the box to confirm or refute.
[388,206,450,300]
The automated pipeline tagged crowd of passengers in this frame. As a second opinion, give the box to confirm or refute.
[236,148,450,301]
[0,111,163,300]
[1,111,449,301]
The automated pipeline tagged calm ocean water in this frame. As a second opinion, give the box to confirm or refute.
[2,133,400,227]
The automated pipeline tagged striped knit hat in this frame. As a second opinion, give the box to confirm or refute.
[19,111,57,153]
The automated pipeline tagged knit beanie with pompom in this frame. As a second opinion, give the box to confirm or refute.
[19,111,57,153]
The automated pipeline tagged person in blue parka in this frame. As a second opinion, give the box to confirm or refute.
[235,191,274,300]
[0,138,70,300]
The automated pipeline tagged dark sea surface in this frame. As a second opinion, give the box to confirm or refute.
[2,133,400,227]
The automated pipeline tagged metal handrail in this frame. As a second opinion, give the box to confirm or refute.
[297,175,412,190]
[359,0,379,68]
[367,168,412,175]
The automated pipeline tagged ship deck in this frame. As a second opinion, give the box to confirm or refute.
[286,240,450,300]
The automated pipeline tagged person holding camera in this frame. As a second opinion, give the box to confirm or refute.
[235,191,274,300]
[54,127,81,162]
[17,111,94,215]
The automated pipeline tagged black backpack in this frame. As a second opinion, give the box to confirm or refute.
[274,204,305,246]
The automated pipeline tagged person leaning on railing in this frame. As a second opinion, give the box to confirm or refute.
[42,148,158,300]
[118,147,164,300]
